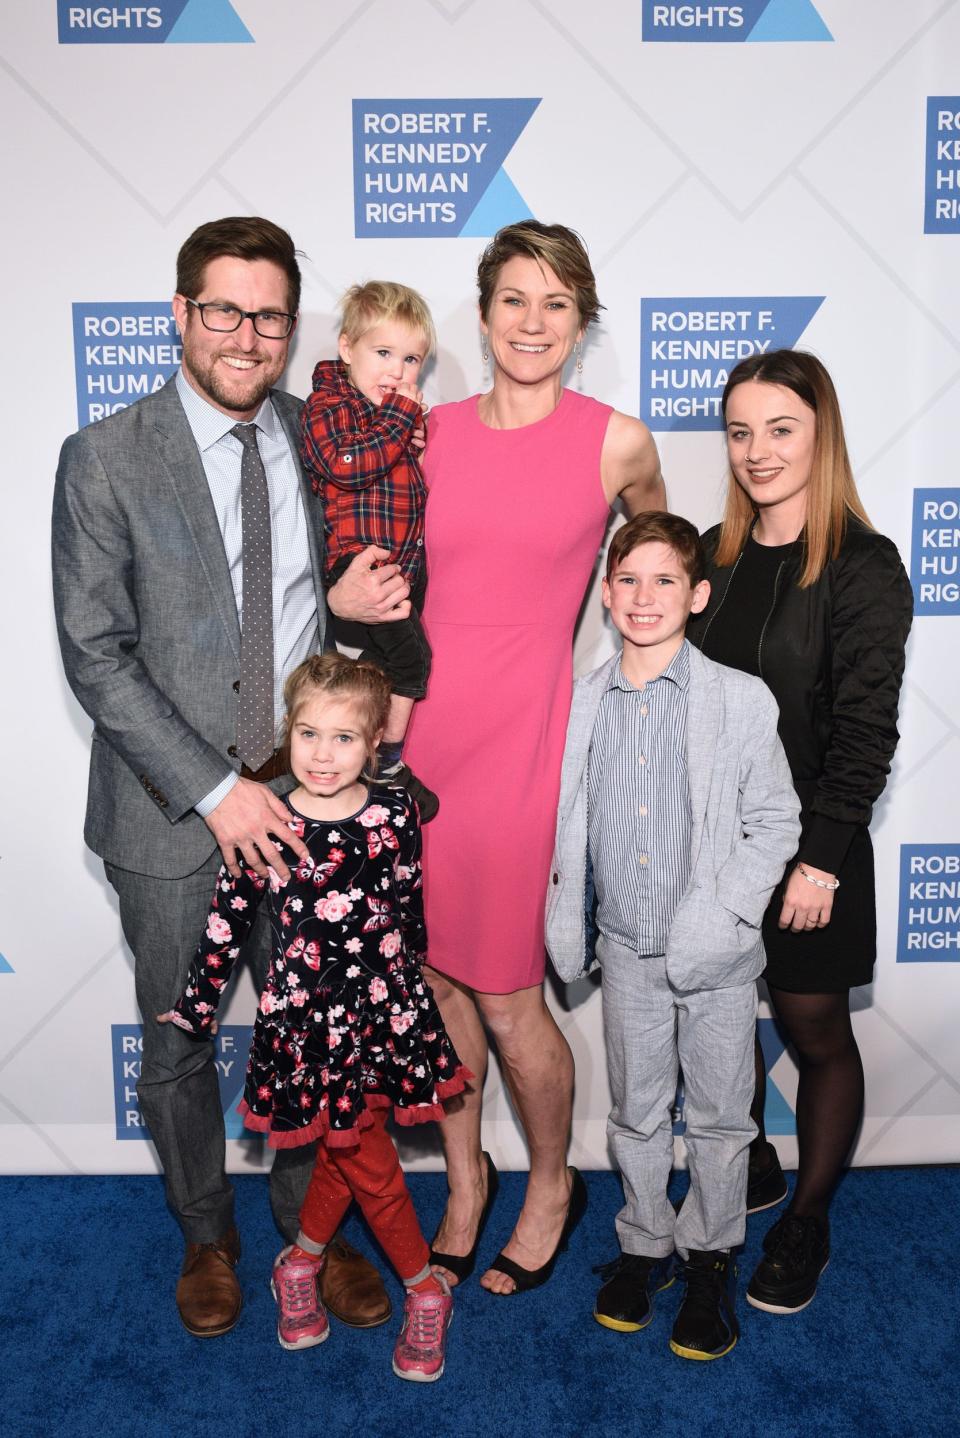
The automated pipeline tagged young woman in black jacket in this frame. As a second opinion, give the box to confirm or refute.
[688,349,913,1314]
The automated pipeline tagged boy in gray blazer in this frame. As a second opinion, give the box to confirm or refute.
[546,513,799,1360]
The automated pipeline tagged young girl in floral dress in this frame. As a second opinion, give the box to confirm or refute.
[160,654,468,1382]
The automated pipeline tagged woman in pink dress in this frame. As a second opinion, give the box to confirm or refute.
[405,223,665,1294]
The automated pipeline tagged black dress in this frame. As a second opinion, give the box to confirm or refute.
[171,787,468,1146]
[688,523,913,993]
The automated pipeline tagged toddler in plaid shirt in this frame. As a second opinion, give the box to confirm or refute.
[300,282,437,819]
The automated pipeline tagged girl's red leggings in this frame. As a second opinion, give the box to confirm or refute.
[298,1108,430,1282]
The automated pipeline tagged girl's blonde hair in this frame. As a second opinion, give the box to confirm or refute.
[282,653,391,775]
[716,349,873,587]
[339,280,436,356]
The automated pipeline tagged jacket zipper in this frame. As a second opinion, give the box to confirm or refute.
[756,560,786,679]
[697,545,745,655]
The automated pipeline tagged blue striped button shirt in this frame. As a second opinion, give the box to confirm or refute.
[588,640,692,956]
[176,371,319,814]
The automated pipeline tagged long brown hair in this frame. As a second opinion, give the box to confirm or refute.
[715,350,872,587]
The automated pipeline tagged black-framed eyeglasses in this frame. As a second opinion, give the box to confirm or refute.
[185,298,296,339]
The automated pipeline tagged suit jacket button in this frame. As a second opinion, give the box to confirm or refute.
[232,680,240,693]
[227,744,238,758]
[552,873,559,885]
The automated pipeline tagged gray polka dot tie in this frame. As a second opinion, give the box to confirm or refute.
[232,423,275,771]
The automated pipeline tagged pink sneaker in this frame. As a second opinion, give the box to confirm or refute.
[392,1275,453,1382]
[270,1246,330,1351]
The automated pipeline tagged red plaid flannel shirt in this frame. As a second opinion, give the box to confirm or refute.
[300,359,427,582]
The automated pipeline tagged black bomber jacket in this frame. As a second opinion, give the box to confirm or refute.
[687,516,914,877]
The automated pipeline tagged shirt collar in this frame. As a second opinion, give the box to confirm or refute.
[176,367,280,454]
[607,639,691,694]
[310,358,371,409]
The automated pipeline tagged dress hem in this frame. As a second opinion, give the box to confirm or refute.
[426,954,547,995]
[237,1064,474,1150]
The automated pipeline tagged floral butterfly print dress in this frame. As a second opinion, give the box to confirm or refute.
[171,788,468,1148]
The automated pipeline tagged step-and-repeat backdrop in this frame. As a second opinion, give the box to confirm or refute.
[3,1,959,1177]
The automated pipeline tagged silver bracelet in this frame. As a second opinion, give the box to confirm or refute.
[797,862,840,891]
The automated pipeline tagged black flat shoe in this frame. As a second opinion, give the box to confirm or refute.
[485,1167,588,1295]
[429,1152,499,1283]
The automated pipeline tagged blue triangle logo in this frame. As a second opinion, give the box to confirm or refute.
[764,1076,796,1134]
[0,952,12,973]
[167,0,253,43]
[749,0,832,41]
[758,1016,796,1133]
[459,168,534,237]
[224,1100,248,1139]
[758,1015,788,1070]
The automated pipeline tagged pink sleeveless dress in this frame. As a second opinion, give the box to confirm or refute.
[405,390,613,993]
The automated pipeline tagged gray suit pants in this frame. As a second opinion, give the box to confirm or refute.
[599,934,757,1258]
[106,853,315,1245]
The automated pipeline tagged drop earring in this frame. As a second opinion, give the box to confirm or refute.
[481,338,489,365]
[575,340,583,375]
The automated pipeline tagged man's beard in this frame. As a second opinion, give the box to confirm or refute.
[182,337,282,417]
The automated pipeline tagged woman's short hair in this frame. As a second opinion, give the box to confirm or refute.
[176,216,302,315]
[282,653,391,775]
[339,281,436,356]
[715,349,873,586]
[606,511,706,586]
[476,221,603,329]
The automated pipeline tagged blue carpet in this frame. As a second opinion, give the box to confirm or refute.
[2,1168,958,1437]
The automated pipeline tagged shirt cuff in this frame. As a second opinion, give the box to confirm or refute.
[195,770,240,819]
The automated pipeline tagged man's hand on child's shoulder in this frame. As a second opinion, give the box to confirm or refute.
[204,779,308,882]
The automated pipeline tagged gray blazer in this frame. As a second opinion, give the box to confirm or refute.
[52,376,327,879]
[545,645,801,990]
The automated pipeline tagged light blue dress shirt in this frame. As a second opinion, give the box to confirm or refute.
[175,370,318,815]
[588,640,693,956]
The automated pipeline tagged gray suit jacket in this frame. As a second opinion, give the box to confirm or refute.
[52,376,327,879]
[545,645,801,990]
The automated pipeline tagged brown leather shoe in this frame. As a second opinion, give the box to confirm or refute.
[176,1227,242,1337]
[319,1235,391,1328]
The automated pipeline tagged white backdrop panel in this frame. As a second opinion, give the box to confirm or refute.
[2,0,958,1176]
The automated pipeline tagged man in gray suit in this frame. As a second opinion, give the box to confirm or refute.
[546,512,799,1361]
[53,217,406,1337]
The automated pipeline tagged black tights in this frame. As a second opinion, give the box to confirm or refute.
[751,988,864,1223]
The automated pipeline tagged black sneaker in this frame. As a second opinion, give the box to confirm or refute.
[669,1250,739,1361]
[747,1142,788,1215]
[593,1253,675,1333]
[379,761,439,823]
[746,1213,829,1314]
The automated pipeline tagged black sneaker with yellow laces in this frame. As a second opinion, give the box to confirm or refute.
[669,1250,739,1360]
[593,1252,675,1333]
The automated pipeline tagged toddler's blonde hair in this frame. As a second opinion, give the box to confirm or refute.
[339,280,436,356]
